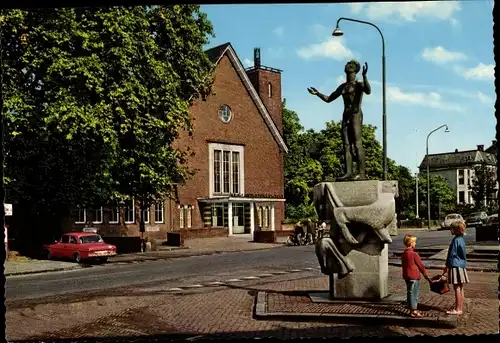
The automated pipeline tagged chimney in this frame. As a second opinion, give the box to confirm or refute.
[455,149,458,153]
[245,48,283,135]
[254,47,261,68]
[477,144,484,151]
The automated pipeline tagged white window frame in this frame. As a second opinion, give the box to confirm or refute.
[155,202,164,224]
[268,82,272,98]
[208,143,244,197]
[109,206,120,224]
[92,207,104,224]
[264,206,270,228]
[179,205,185,229]
[186,205,192,228]
[75,208,86,224]
[124,198,135,224]
[257,206,263,228]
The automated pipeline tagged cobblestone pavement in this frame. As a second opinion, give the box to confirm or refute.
[6,266,498,340]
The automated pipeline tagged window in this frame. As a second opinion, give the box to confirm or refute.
[458,170,464,185]
[75,208,86,224]
[264,206,270,228]
[180,205,193,228]
[211,204,224,227]
[61,235,70,243]
[109,206,119,224]
[141,206,150,224]
[91,207,103,224]
[210,144,244,196]
[268,83,273,98]
[218,104,232,123]
[459,191,465,203]
[257,206,263,228]
[155,202,164,223]
[69,236,77,244]
[124,198,135,224]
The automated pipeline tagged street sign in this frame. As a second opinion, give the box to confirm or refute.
[83,227,98,233]
[4,203,12,216]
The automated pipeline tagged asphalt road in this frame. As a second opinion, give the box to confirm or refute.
[5,228,479,302]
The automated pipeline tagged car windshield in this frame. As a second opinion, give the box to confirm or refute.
[446,215,459,219]
[79,235,104,244]
[469,212,482,217]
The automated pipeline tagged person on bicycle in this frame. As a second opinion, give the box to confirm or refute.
[294,223,305,244]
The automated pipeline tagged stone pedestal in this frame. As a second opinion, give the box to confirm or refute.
[334,244,389,299]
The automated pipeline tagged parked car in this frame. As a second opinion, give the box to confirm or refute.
[44,232,117,263]
[440,213,464,230]
[465,211,489,227]
[476,214,499,242]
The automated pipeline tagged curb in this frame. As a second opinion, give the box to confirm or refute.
[5,265,82,277]
[254,291,458,328]
[388,261,498,273]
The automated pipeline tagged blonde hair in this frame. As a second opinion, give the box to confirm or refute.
[450,220,466,235]
[403,234,417,247]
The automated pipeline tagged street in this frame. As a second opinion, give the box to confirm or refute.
[6,227,498,340]
[6,228,480,303]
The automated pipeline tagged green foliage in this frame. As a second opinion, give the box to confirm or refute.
[2,6,215,236]
[470,163,497,211]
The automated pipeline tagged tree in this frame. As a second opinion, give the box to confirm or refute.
[470,163,497,211]
[2,6,215,240]
[415,175,455,220]
[283,100,322,220]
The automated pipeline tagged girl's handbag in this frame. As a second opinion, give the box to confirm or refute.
[429,274,450,295]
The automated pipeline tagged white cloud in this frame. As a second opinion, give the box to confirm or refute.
[349,2,461,24]
[421,46,468,64]
[272,26,284,37]
[387,86,463,112]
[475,91,493,105]
[242,57,253,68]
[461,63,494,81]
[297,38,355,61]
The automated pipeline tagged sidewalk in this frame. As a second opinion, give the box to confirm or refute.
[6,266,497,340]
[5,260,83,277]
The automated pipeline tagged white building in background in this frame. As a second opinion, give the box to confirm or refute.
[419,143,497,205]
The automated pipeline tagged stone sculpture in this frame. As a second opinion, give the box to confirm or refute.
[313,180,398,299]
[308,60,371,181]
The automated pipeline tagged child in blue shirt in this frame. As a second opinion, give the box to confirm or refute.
[442,220,469,315]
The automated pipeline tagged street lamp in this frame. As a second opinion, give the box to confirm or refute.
[415,172,419,219]
[426,124,449,229]
[333,17,387,180]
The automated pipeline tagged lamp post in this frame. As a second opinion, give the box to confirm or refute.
[415,172,419,219]
[426,124,449,229]
[333,17,387,180]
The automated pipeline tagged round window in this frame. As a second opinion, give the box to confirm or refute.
[218,104,232,123]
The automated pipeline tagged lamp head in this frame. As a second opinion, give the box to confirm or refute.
[332,27,344,37]
[444,125,450,133]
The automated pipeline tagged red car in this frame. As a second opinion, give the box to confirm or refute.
[44,232,117,263]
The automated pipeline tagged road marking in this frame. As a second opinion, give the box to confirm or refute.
[206,281,224,286]
[225,279,242,282]
[271,271,288,274]
[304,267,315,270]
[184,284,204,288]
[166,287,184,291]
[288,269,303,273]
[257,274,275,277]
[242,276,260,280]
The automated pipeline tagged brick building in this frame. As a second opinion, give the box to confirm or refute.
[71,43,288,240]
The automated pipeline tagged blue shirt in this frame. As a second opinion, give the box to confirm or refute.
[445,236,467,269]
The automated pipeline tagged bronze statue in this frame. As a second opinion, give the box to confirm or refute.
[308,60,371,181]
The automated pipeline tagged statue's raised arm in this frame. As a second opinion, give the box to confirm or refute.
[307,84,344,103]
[361,62,371,95]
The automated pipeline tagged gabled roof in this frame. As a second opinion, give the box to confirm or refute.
[419,149,496,170]
[204,43,288,153]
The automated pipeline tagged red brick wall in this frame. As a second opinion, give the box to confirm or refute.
[174,54,285,231]
[246,68,283,135]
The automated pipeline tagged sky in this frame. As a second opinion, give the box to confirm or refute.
[201,1,495,174]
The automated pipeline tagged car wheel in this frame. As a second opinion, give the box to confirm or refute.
[99,257,108,263]
[73,253,82,263]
